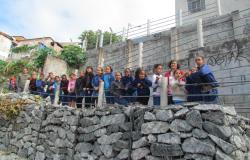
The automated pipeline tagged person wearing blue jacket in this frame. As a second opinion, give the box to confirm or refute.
[36,74,46,97]
[131,68,152,105]
[103,65,115,104]
[122,68,135,103]
[91,67,104,107]
[185,56,219,103]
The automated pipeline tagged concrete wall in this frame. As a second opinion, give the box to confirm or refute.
[0,35,12,60]
[43,55,68,77]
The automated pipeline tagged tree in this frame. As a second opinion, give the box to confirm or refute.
[60,45,86,68]
[79,30,122,50]
[33,47,56,68]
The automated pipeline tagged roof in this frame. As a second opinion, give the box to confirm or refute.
[12,36,26,41]
[18,37,63,48]
[0,31,13,40]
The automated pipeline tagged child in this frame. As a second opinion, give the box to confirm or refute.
[68,73,77,107]
[110,72,128,106]
[50,76,61,104]
[152,64,163,106]
[83,66,94,108]
[9,76,17,92]
[169,70,187,104]
[36,74,46,96]
[29,72,37,94]
[60,75,69,106]
[91,67,104,107]
[103,65,115,104]
[132,68,152,105]
[122,68,135,103]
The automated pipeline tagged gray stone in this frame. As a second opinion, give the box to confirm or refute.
[192,129,208,139]
[216,149,234,160]
[157,133,181,144]
[150,143,183,157]
[94,128,107,137]
[97,132,123,145]
[174,107,189,118]
[93,142,102,156]
[202,111,226,125]
[78,124,104,134]
[184,154,213,160]
[182,137,216,156]
[55,138,66,148]
[75,142,93,153]
[141,121,169,134]
[144,112,156,121]
[131,147,150,160]
[35,151,45,160]
[100,144,113,158]
[193,104,221,111]
[145,156,162,160]
[100,114,125,126]
[230,135,248,152]
[80,116,100,128]
[170,119,193,132]
[231,150,244,160]
[220,107,237,116]
[180,133,192,139]
[147,134,157,143]
[203,121,232,140]
[62,115,78,126]
[78,133,96,142]
[58,127,66,139]
[155,110,173,121]
[209,134,236,154]
[117,149,129,159]
[113,140,129,150]
[36,145,45,152]
[132,137,148,149]
[161,105,183,111]
[186,110,202,129]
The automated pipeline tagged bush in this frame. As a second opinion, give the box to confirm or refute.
[11,45,37,53]
[33,47,56,68]
[60,45,86,68]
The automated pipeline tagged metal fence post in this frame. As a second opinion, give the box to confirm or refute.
[178,9,183,27]
[23,80,30,93]
[197,18,204,48]
[217,0,222,16]
[99,30,104,48]
[138,42,143,68]
[122,27,126,42]
[53,84,60,106]
[97,81,104,108]
[147,19,151,36]
[160,77,168,107]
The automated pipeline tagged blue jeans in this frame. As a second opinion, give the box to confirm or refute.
[105,91,114,104]
[114,97,128,106]
[76,91,84,108]
[153,96,160,106]
[173,100,185,104]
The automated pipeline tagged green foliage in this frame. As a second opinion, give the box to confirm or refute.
[60,45,86,68]
[79,30,122,50]
[33,47,56,68]
[2,60,35,76]
[0,60,7,72]
[11,45,37,53]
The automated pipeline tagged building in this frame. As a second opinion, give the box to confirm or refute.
[175,0,250,25]
[0,32,14,60]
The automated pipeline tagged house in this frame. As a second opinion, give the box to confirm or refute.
[0,32,14,60]
[175,0,250,25]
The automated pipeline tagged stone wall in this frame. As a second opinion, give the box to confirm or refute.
[1,94,250,160]
[43,55,68,77]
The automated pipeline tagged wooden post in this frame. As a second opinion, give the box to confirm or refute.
[178,9,183,27]
[23,80,30,93]
[147,19,151,36]
[138,42,143,68]
[217,0,222,16]
[160,77,168,107]
[53,84,60,106]
[97,81,104,108]
[197,18,204,48]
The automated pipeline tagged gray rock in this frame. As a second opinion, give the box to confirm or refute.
[220,107,237,116]
[94,128,107,137]
[174,107,189,118]
[184,154,213,160]
[144,112,156,121]
[145,156,162,160]
[113,140,129,150]
[202,112,226,125]
[35,151,45,160]
[58,128,66,139]
[117,149,129,159]
[132,137,148,149]
[93,142,102,156]
[75,142,93,153]
[55,138,66,148]
[62,115,78,126]
[231,150,244,160]
[193,104,221,111]
[180,133,193,139]
[186,110,202,129]
[141,121,169,134]
[80,116,100,128]
[150,143,183,157]
[182,137,216,156]
[131,147,150,160]
[157,133,181,144]
[36,145,44,152]
[147,134,157,143]
[100,144,113,158]
[203,121,232,140]
[230,135,248,152]
[161,105,183,111]
[78,133,95,142]
[97,132,123,145]
[78,124,104,134]
[170,119,193,132]
[192,129,208,139]
[100,114,125,126]
[209,134,236,154]
[155,110,173,121]
[216,149,234,160]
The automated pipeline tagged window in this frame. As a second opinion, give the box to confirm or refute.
[187,0,206,13]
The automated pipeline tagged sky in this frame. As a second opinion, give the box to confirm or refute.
[0,0,175,42]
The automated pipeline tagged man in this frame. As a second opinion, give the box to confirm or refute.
[75,71,85,108]
[185,55,219,103]
[17,68,30,92]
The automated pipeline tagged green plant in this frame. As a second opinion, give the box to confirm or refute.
[11,45,37,53]
[33,47,56,68]
[60,45,86,68]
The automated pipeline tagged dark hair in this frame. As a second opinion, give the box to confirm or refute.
[196,55,205,60]
[115,71,122,76]
[106,65,113,72]
[135,68,147,79]
[168,60,180,69]
[153,64,163,72]
[124,68,131,73]
[85,66,93,75]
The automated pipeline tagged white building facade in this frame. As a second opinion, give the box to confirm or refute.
[175,0,250,26]
[0,32,13,61]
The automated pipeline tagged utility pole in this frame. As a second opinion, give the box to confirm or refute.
[109,27,113,45]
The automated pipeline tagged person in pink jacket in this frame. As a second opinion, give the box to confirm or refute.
[68,73,77,107]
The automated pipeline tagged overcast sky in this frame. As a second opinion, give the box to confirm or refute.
[0,0,175,42]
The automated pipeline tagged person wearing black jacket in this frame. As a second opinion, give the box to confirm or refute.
[60,75,69,106]
[83,66,94,108]
[75,71,85,108]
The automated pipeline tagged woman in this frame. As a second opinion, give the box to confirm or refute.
[83,66,94,108]
[165,60,184,104]
[68,73,77,107]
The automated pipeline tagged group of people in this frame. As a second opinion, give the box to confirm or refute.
[8,55,219,108]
